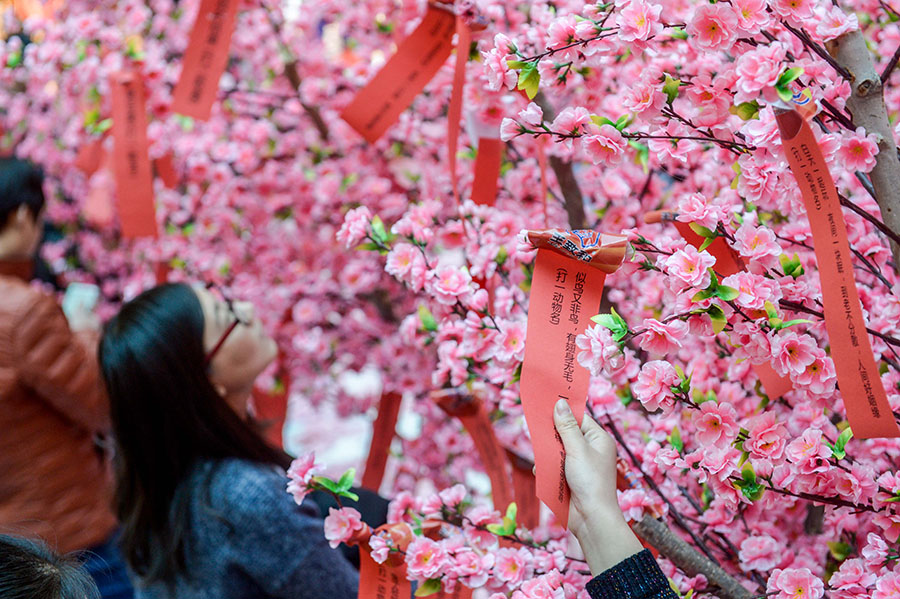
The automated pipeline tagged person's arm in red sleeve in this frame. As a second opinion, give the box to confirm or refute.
[14,293,110,434]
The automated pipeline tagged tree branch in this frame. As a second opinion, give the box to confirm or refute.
[827,30,900,266]
[532,91,588,229]
[631,517,755,599]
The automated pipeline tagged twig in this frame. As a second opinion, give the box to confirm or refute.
[779,299,900,348]
[881,43,900,83]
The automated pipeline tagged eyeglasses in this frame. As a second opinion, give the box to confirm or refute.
[203,283,251,366]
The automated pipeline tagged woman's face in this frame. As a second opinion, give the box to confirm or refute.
[193,286,278,415]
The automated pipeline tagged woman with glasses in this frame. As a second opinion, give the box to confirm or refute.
[98,283,363,599]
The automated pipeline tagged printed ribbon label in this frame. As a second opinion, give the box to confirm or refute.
[171,0,239,120]
[505,449,540,529]
[776,108,899,439]
[672,220,793,400]
[110,71,157,238]
[520,249,607,527]
[358,546,412,599]
[471,137,503,206]
[433,391,515,512]
[362,392,404,491]
[341,6,456,143]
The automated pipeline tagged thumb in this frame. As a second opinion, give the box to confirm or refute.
[554,399,586,456]
[580,413,615,456]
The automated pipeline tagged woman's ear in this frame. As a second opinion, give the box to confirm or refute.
[212,380,228,398]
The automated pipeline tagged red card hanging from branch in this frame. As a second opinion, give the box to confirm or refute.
[471,137,503,206]
[519,230,628,527]
[644,210,793,400]
[776,108,899,439]
[340,6,456,143]
[110,71,157,238]
[171,0,239,120]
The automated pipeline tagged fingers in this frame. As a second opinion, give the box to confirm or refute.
[554,399,586,457]
[580,413,615,456]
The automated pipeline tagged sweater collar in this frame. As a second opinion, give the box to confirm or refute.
[0,258,34,282]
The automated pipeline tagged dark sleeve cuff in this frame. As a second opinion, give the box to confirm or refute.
[585,549,678,599]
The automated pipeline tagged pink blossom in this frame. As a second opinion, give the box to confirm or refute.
[616,0,663,43]
[495,319,527,363]
[451,548,494,588]
[622,77,667,116]
[638,318,687,356]
[676,193,728,231]
[550,106,591,136]
[770,331,818,378]
[839,128,880,173]
[862,533,890,568]
[428,265,473,305]
[792,349,836,395]
[733,222,781,267]
[734,44,787,102]
[386,243,427,292]
[731,0,771,33]
[493,547,533,586]
[664,245,716,289]
[582,125,627,166]
[873,573,900,599]
[770,0,816,21]
[745,412,787,459]
[815,5,858,41]
[500,118,526,141]
[739,535,779,571]
[286,452,320,505]
[694,401,739,446]
[686,4,739,52]
[633,360,679,413]
[830,558,876,597]
[576,324,624,376]
[369,534,391,564]
[336,206,371,248]
[323,507,365,549]
[518,102,544,127]
[767,568,824,599]
[785,429,833,475]
[406,537,448,579]
[438,483,468,508]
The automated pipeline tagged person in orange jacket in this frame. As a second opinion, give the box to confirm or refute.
[0,157,133,599]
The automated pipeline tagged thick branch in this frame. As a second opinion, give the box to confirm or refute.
[532,92,588,229]
[827,30,900,266]
[632,517,755,599]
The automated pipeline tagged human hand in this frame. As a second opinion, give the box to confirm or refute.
[553,399,643,575]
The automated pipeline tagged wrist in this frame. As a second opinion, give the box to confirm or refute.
[573,508,644,576]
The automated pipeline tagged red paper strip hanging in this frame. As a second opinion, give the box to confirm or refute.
[154,154,178,189]
[170,0,240,121]
[520,249,609,527]
[362,392,404,491]
[358,546,412,599]
[776,108,899,439]
[432,390,515,512]
[471,137,503,206]
[505,449,540,529]
[75,138,105,176]
[671,217,793,400]
[341,6,456,144]
[447,17,470,203]
[110,70,157,238]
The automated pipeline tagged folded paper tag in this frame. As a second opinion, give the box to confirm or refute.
[524,229,630,274]
[110,71,157,238]
[341,6,456,143]
[471,137,503,206]
[171,0,239,120]
[520,248,611,527]
[776,108,899,439]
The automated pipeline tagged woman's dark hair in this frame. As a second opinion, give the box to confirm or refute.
[0,534,99,599]
[99,283,290,583]
[0,157,45,228]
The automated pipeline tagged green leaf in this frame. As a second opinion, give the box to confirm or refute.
[614,115,631,131]
[504,502,518,525]
[775,85,794,103]
[697,236,715,252]
[590,115,616,128]
[707,305,727,334]
[688,222,716,238]
[763,301,779,320]
[506,59,528,69]
[669,26,688,39]
[662,74,681,104]
[415,579,443,597]
[516,63,541,100]
[313,476,339,494]
[777,319,811,330]
[730,101,760,121]
[827,541,853,562]
[336,468,356,492]
[6,51,22,68]
[832,427,853,460]
[418,305,438,332]
[692,289,715,302]
[668,426,684,453]
[776,67,805,88]
[370,215,388,244]
[591,308,629,341]
[780,253,804,278]
[94,118,113,134]
[716,286,740,302]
